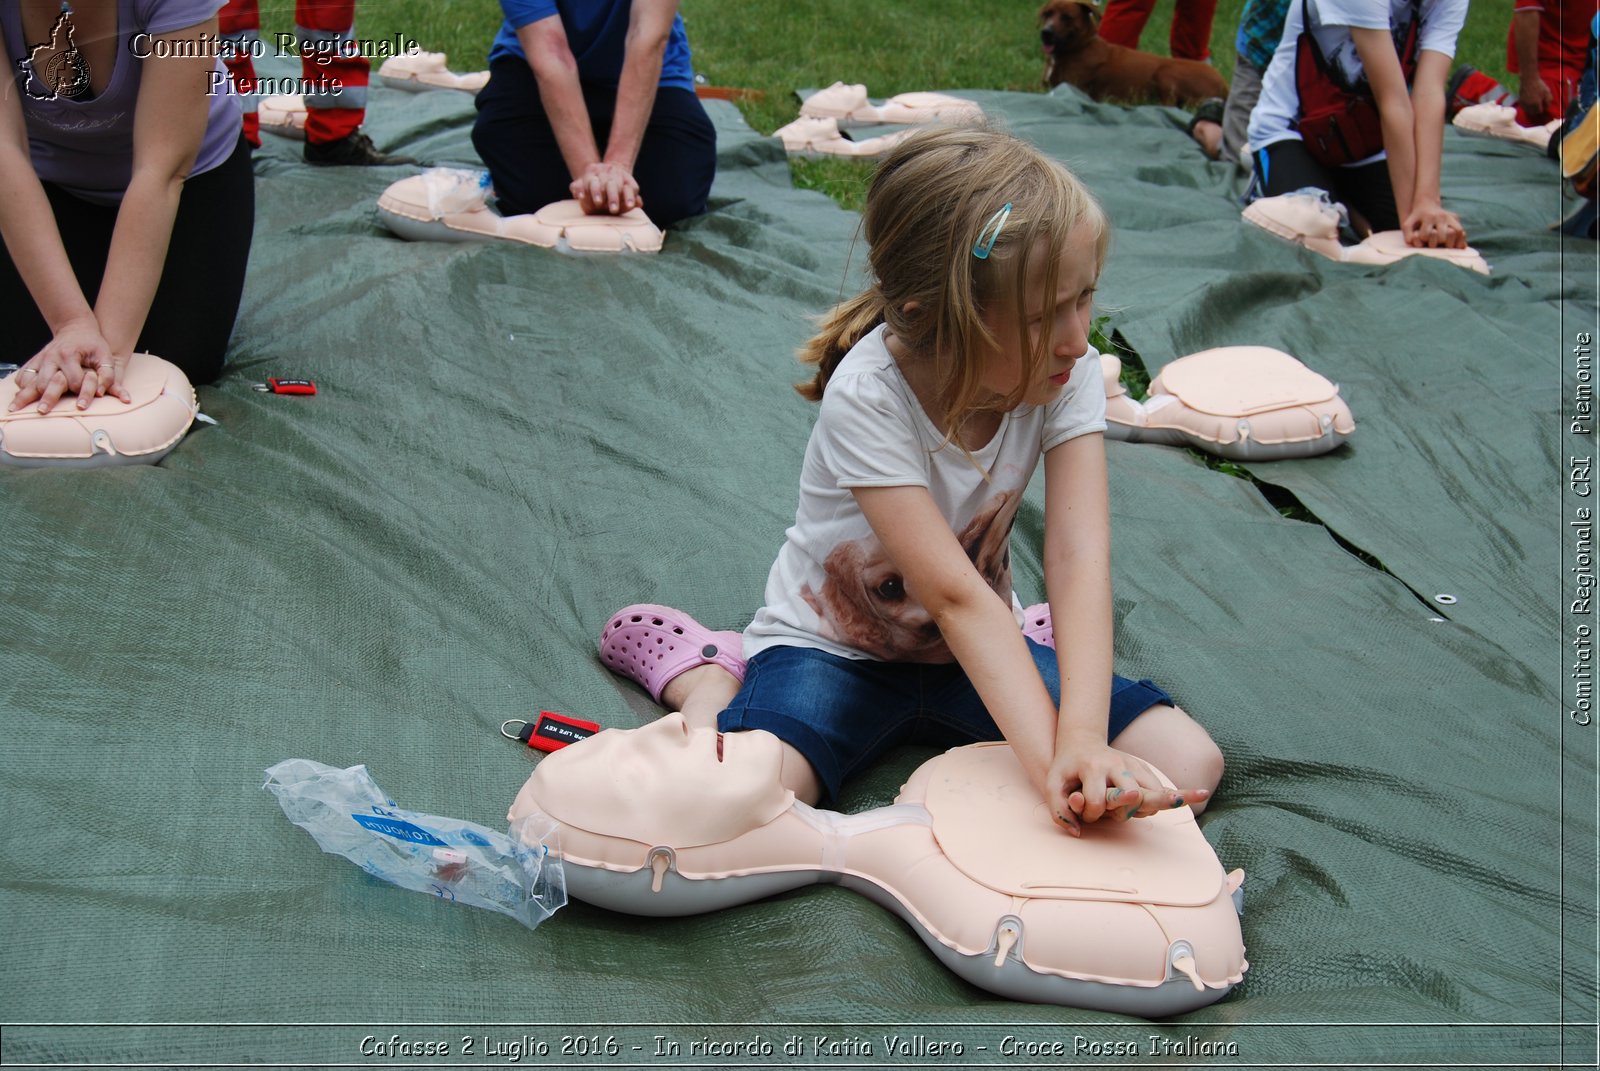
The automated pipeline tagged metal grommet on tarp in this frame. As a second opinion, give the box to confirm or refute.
[1434,594,1458,605]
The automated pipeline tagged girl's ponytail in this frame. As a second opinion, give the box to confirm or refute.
[795,286,885,402]
[795,125,1107,415]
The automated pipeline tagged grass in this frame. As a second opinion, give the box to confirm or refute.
[253,0,1519,375]
[254,0,1517,211]
[257,0,1517,141]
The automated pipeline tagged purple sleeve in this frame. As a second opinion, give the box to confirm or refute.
[135,0,227,36]
[499,0,562,28]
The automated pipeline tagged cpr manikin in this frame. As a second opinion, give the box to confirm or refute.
[376,168,664,254]
[509,715,1247,1016]
[376,52,489,94]
[0,354,198,468]
[259,94,308,139]
[775,84,983,159]
[1244,191,1490,274]
[1099,346,1355,460]
[1451,103,1562,152]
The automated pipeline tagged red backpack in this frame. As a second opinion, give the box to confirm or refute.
[1293,0,1422,166]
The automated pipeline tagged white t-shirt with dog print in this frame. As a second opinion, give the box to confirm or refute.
[744,324,1108,664]
[1247,0,1467,161]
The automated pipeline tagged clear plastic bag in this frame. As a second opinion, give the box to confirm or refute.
[265,758,565,931]
[1289,186,1351,229]
[419,167,493,217]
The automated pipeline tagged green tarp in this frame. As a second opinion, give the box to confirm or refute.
[2,76,1594,1069]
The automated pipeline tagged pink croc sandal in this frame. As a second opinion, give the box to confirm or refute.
[598,604,747,704]
[1021,603,1055,650]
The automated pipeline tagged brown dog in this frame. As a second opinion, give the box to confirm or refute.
[1039,0,1228,108]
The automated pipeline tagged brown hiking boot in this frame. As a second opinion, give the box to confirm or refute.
[304,131,420,167]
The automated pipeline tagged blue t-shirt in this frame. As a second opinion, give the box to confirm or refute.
[489,0,695,91]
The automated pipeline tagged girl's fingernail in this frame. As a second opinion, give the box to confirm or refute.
[1125,806,1138,820]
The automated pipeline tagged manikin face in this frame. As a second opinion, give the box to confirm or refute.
[979,221,1099,410]
[513,714,795,845]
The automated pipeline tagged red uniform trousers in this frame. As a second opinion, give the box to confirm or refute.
[218,0,368,147]
[1097,0,1219,61]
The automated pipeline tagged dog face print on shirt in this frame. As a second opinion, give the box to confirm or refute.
[800,486,1023,662]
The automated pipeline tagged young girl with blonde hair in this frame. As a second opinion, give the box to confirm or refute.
[600,125,1223,833]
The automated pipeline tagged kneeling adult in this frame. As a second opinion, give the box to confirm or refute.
[0,0,253,413]
[471,0,717,228]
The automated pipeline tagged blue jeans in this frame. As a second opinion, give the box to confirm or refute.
[717,641,1173,805]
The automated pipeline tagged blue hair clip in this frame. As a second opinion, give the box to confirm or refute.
[972,202,1012,260]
